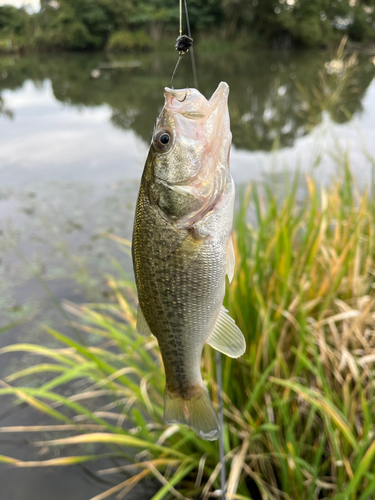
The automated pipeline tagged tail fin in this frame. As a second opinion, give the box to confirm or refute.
[164,386,219,441]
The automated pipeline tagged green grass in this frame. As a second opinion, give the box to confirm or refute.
[1,164,375,500]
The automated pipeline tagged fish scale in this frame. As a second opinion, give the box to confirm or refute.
[132,83,245,440]
[133,187,224,394]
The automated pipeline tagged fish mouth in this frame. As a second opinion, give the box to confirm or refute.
[164,82,229,108]
[161,82,230,147]
[163,82,229,121]
[174,91,188,103]
[164,82,229,138]
[164,88,190,103]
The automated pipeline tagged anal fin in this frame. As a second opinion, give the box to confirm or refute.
[206,306,246,358]
[136,305,153,337]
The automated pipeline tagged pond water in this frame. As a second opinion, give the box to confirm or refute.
[0,49,375,499]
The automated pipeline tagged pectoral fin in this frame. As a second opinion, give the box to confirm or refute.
[136,305,153,337]
[207,306,246,358]
[226,235,235,283]
[170,229,209,271]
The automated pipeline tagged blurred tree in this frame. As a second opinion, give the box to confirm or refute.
[186,0,223,32]
[1,0,375,50]
[37,0,136,49]
[273,0,335,46]
[37,0,108,49]
[0,5,30,38]
[220,0,256,37]
[127,0,221,40]
[220,0,375,46]
[127,0,177,40]
[99,0,135,31]
[346,1,375,41]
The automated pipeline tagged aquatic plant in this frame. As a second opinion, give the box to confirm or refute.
[1,163,375,499]
[296,36,366,130]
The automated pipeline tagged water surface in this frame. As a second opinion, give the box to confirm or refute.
[0,49,375,499]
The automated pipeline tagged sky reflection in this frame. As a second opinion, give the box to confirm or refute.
[1,75,374,189]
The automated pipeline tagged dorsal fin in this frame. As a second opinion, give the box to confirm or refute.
[136,305,153,337]
[206,306,245,358]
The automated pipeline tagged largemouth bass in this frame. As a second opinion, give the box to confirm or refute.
[132,82,245,441]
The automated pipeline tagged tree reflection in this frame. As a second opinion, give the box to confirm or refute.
[0,49,374,151]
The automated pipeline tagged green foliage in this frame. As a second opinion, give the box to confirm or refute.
[107,30,151,52]
[36,0,113,49]
[347,4,375,42]
[0,5,29,37]
[230,0,375,46]
[2,0,375,51]
[127,0,222,38]
[0,5,33,51]
[221,0,375,46]
[34,0,222,50]
[0,38,12,53]
[276,0,334,46]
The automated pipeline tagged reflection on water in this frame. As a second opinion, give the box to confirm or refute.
[0,49,375,499]
[1,51,374,152]
[1,50,374,190]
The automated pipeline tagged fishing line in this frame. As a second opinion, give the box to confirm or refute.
[183,0,198,89]
[171,0,198,89]
[179,0,182,36]
[216,351,226,500]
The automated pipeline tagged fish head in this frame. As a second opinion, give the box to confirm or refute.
[149,82,231,226]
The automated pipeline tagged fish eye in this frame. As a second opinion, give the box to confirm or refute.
[153,129,173,152]
[160,134,169,144]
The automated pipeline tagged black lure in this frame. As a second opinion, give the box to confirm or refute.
[175,35,193,55]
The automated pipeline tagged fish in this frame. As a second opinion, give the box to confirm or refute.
[132,81,245,441]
